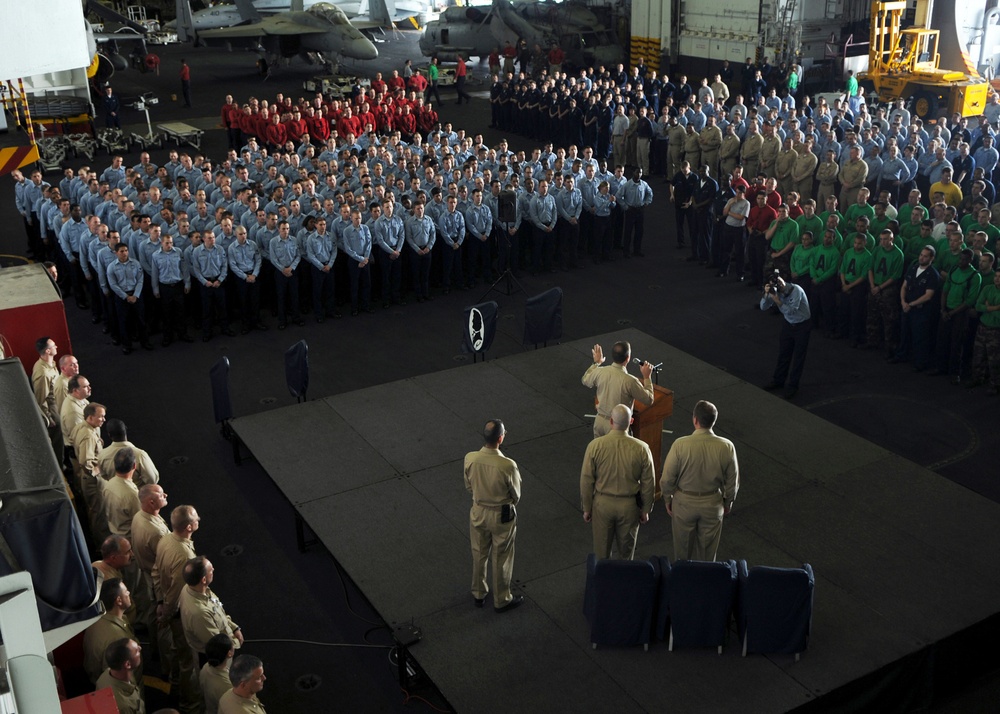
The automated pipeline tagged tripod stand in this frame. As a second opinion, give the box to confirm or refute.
[479,221,525,301]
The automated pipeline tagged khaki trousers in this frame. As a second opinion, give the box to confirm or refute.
[671,492,725,562]
[592,493,641,560]
[470,504,516,607]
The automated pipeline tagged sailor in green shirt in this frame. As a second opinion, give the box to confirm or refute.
[818,194,844,226]
[901,220,935,265]
[810,228,843,334]
[848,215,876,251]
[980,251,996,280]
[790,230,817,284]
[796,200,824,242]
[866,229,906,356]
[838,233,873,346]
[844,187,876,226]
[965,209,1000,252]
[765,204,800,276]
[897,189,929,227]
[959,202,990,232]
[932,248,982,382]
[869,202,893,238]
[899,211,928,256]
[934,231,967,281]
[970,268,1000,394]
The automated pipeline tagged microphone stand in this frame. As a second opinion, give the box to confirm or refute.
[479,220,525,300]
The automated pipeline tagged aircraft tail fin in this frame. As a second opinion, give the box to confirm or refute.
[175,0,196,42]
[233,0,263,22]
[369,0,394,27]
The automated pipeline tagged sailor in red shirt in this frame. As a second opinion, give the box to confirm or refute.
[265,113,287,150]
[387,70,406,93]
[306,107,330,144]
[221,94,241,149]
[746,191,779,286]
[455,54,470,104]
[408,70,428,94]
[547,45,565,72]
[371,72,387,95]
[337,107,362,137]
[418,101,438,134]
[746,175,782,209]
[254,109,271,140]
[357,102,376,132]
[397,105,416,140]
[286,109,308,143]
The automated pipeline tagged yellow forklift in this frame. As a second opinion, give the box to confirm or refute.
[861,0,989,119]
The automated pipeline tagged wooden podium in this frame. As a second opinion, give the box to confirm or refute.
[633,385,674,500]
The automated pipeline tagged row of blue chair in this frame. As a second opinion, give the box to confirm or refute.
[583,555,814,658]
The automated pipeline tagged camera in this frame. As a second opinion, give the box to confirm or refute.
[764,270,782,294]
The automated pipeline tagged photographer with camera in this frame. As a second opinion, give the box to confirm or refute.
[760,271,812,399]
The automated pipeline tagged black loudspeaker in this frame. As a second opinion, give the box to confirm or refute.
[498,190,517,223]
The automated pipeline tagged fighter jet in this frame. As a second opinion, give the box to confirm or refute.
[168,0,428,33]
[175,0,378,65]
[419,0,625,69]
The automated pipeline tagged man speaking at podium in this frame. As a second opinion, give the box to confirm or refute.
[582,341,654,438]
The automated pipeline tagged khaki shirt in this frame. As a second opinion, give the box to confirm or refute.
[841,158,869,189]
[153,532,196,614]
[464,447,520,507]
[180,585,241,653]
[219,691,266,714]
[72,422,104,479]
[60,395,89,445]
[201,663,233,714]
[580,430,655,513]
[105,477,140,538]
[54,373,71,416]
[98,440,160,486]
[83,613,134,683]
[776,148,798,180]
[96,670,145,714]
[698,125,723,153]
[792,151,819,182]
[741,133,763,162]
[660,427,740,508]
[581,362,654,417]
[719,135,741,162]
[32,358,58,427]
[759,135,781,169]
[131,511,169,573]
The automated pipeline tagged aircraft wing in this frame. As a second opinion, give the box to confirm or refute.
[198,15,329,38]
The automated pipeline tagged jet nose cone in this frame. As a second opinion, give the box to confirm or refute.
[350,37,378,60]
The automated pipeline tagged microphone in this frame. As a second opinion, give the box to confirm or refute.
[632,358,649,366]
[632,358,662,372]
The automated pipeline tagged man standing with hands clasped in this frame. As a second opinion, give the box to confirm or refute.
[465,419,523,613]
[580,404,655,559]
[581,341,654,438]
[661,400,739,562]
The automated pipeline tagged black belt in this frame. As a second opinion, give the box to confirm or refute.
[160,281,181,286]
[203,275,220,280]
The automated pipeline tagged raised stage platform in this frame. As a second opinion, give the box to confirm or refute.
[230,329,1000,713]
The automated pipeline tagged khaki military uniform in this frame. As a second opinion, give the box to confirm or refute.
[759,135,781,178]
[31,358,58,428]
[98,440,160,486]
[105,477,140,538]
[816,160,840,207]
[95,670,145,714]
[180,585,241,654]
[200,664,232,714]
[719,135,741,177]
[775,148,798,196]
[661,427,740,562]
[580,430,655,560]
[741,133,763,179]
[667,124,687,178]
[131,510,171,670]
[698,125,723,176]
[792,151,819,201]
[84,613,135,684]
[72,420,107,543]
[60,395,88,447]
[153,533,200,713]
[54,373,71,417]
[683,130,701,173]
[839,158,869,208]
[581,362,654,438]
[465,446,521,608]
[219,691,266,714]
